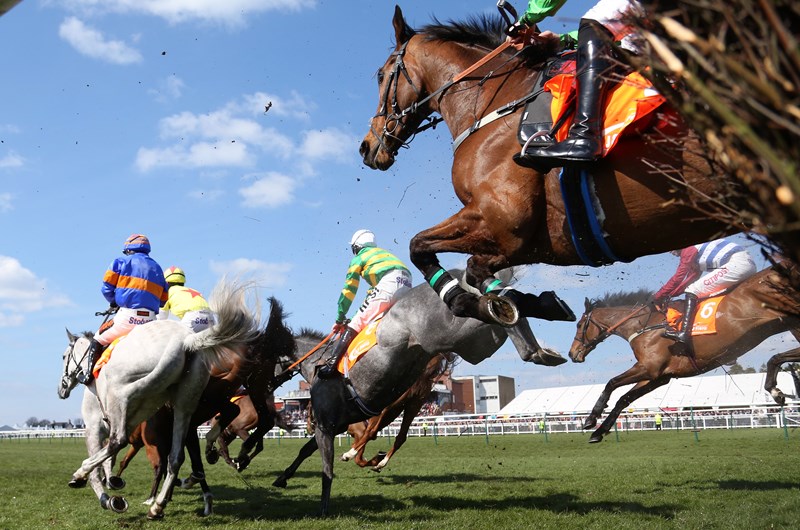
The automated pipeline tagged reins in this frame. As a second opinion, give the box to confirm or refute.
[286,331,334,372]
[580,304,652,352]
[268,331,335,392]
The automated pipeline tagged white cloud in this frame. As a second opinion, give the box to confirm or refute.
[299,128,357,162]
[58,17,142,64]
[136,140,254,171]
[0,152,24,169]
[239,172,296,208]
[210,258,291,288]
[0,256,71,326]
[61,0,317,26]
[0,193,12,212]
[148,75,185,102]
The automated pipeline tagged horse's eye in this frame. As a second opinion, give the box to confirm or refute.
[377,71,385,85]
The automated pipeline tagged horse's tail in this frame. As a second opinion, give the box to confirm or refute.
[182,280,261,372]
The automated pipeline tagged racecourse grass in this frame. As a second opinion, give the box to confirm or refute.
[1,429,799,529]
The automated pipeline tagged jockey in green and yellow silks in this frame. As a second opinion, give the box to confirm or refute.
[318,229,412,379]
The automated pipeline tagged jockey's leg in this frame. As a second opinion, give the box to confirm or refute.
[317,327,358,379]
[515,18,617,166]
[663,293,697,352]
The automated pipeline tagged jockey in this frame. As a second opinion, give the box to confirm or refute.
[80,234,168,384]
[317,229,413,379]
[509,0,641,166]
[158,266,215,332]
[655,237,757,350]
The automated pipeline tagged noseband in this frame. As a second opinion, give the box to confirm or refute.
[62,338,88,384]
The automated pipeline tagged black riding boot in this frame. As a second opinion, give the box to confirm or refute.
[317,327,358,379]
[515,19,616,167]
[78,338,104,385]
[663,294,697,350]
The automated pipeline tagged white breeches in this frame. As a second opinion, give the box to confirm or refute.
[685,251,757,297]
[95,307,156,346]
[349,270,412,332]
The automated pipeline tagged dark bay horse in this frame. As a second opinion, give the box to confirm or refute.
[112,297,294,515]
[568,266,800,443]
[272,271,559,515]
[360,7,740,326]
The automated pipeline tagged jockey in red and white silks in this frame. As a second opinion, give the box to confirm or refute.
[655,238,757,300]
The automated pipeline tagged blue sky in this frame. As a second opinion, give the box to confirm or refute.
[0,1,788,427]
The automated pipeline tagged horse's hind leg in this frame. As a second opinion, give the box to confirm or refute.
[584,364,651,430]
[180,428,213,516]
[765,346,800,405]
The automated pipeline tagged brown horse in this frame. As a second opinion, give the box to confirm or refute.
[206,392,293,469]
[568,266,799,443]
[340,353,454,471]
[360,7,739,327]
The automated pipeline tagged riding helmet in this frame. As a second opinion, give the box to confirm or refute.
[164,266,186,285]
[123,234,151,254]
[350,229,376,254]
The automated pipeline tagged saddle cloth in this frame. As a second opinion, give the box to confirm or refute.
[336,319,381,375]
[92,335,125,379]
[667,295,725,336]
[519,55,666,156]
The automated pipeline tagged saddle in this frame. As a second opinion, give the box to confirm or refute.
[336,319,381,376]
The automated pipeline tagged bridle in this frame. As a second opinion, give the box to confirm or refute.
[61,336,89,389]
[369,40,442,157]
[575,304,656,354]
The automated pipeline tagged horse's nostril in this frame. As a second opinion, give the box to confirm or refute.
[359,140,369,157]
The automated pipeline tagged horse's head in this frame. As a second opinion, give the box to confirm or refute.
[568,299,606,363]
[59,328,91,399]
[360,6,432,170]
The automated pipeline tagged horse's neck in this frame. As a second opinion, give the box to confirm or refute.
[419,39,533,140]
[599,306,661,337]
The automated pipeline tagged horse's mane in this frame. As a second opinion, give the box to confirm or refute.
[252,297,295,359]
[418,14,560,65]
[298,327,326,341]
[588,288,654,310]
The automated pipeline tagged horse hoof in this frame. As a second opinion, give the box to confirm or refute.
[146,511,165,521]
[481,294,519,327]
[236,454,250,472]
[582,418,597,430]
[531,349,567,367]
[272,477,288,488]
[206,448,220,465]
[109,496,128,513]
[588,433,604,444]
[68,477,87,489]
[106,475,126,490]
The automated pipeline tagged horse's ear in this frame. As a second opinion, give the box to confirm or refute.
[584,298,590,311]
[393,5,414,46]
[66,328,78,343]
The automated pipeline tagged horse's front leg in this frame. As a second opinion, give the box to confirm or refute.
[765,347,800,405]
[273,436,318,488]
[584,363,651,430]
[179,428,213,516]
[591,378,669,443]
[467,255,575,323]
[409,210,518,326]
[316,428,336,517]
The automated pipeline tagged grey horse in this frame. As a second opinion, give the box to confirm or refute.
[271,270,565,515]
[58,280,261,519]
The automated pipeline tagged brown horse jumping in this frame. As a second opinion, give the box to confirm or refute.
[568,266,799,443]
[360,7,739,327]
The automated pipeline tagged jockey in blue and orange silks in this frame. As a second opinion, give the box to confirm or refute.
[80,234,168,384]
[317,229,413,379]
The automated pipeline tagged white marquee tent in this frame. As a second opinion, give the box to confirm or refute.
[500,372,800,415]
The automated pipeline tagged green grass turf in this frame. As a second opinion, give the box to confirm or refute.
[1,429,799,529]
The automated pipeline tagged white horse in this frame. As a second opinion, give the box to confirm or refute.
[58,280,261,519]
